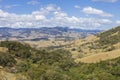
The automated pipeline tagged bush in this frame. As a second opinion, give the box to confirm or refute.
[0,52,16,67]
[0,41,32,59]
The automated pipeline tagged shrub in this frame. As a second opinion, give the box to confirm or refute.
[0,52,16,67]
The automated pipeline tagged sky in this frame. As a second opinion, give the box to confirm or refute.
[0,0,120,30]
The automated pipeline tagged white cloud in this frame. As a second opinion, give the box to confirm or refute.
[35,15,46,20]
[74,5,80,9]
[92,0,118,3]
[0,5,113,29]
[82,7,113,17]
[116,20,120,25]
[32,4,60,16]
[27,0,39,5]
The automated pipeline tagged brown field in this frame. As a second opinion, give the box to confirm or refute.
[65,35,100,59]
[0,47,8,53]
[24,40,72,48]
[0,70,16,80]
[0,70,27,80]
[76,49,120,63]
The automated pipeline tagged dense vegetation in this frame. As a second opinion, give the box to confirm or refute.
[0,41,120,80]
[97,26,120,49]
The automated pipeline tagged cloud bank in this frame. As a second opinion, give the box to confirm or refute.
[0,5,113,29]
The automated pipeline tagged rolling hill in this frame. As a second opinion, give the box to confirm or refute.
[0,26,120,80]
[0,40,120,80]
[67,26,120,63]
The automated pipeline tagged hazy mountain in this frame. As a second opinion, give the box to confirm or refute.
[0,27,101,41]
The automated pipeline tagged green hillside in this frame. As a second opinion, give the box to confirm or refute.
[0,41,120,80]
[97,26,120,49]
[67,26,120,59]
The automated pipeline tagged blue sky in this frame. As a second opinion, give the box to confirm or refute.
[0,0,120,30]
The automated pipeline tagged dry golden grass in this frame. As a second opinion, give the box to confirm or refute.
[76,49,120,63]
[0,70,16,80]
[0,47,8,53]
[0,69,27,80]
[24,40,71,48]
[65,35,100,59]
[114,42,120,49]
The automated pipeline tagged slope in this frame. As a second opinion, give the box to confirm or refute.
[67,26,120,63]
[76,49,120,63]
[0,41,120,80]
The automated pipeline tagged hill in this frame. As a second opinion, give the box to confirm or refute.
[0,26,120,80]
[0,41,120,80]
[97,26,120,49]
[66,26,120,62]
[76,49,120,63]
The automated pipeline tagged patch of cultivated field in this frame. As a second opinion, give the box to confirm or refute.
[76,49,120,63]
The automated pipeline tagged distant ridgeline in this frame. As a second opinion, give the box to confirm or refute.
[0,27,101,41]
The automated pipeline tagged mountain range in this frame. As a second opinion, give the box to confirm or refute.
[0,27,101,41]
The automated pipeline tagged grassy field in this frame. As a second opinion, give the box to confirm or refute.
[65,35,100,59]
[76,49,120,63]
[0,70,16,80]
[24,40,72,49]
[0,47,8,53]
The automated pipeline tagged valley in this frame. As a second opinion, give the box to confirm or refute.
[0,27,100,48]
[0,0,120,79]
[0,26,120,80]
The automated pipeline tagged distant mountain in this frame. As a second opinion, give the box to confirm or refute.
[0,27,101,41]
